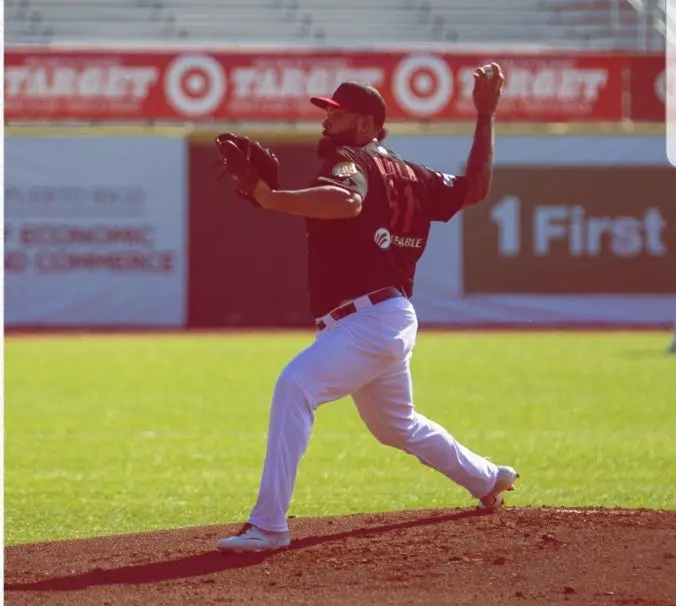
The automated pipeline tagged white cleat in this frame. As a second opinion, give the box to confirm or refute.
[216,523,291,553]
[477,465,520,510]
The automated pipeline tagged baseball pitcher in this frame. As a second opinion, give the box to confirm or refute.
[214,63,518,552]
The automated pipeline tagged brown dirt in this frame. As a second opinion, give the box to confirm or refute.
[5,507,676,606]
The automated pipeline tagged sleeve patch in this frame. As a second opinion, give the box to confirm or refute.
[435,171,457,187]
[332,162,359,178]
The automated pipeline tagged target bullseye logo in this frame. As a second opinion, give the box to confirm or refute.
[393,54,453,117]
[165,54,226,116]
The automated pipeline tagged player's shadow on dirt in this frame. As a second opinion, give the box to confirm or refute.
[5,509,487,592]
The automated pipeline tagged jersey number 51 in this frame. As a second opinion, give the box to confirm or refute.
[374,156,419,235]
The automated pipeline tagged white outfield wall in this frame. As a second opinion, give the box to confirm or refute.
[3,130,674,329]
[4,137,188,327]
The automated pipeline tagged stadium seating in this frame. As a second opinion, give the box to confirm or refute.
[4,0,666,50]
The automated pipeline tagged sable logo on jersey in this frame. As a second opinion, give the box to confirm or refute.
[374,228,425,250]
[374,228,392,250]
[332,162,358,178]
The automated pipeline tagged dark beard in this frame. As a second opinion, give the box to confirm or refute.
[316,129,359,158]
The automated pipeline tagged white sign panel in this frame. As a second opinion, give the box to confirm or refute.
[387,134,676,326]
[4,137,187,327]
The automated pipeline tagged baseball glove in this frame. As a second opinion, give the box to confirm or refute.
[215,133,280,206]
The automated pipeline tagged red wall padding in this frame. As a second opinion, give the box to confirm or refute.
[188,139,323,328]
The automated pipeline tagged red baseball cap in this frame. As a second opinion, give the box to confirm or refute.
[310,82,387,127]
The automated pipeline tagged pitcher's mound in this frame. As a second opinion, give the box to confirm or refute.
[5,507,676,605]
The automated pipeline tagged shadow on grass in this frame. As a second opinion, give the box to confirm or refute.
[619,349,675,360]
[5,509,487,591]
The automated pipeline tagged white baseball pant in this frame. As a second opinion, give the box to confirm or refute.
[247,295,499,533]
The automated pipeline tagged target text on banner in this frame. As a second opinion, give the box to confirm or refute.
[3,49,624,122]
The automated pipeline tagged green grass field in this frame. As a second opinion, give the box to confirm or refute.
[5,331,676,546]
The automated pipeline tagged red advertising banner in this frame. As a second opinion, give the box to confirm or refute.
[628,55,666,122]
[4,49,624,123]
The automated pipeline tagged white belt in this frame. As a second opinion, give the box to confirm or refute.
[314,287,402,330]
